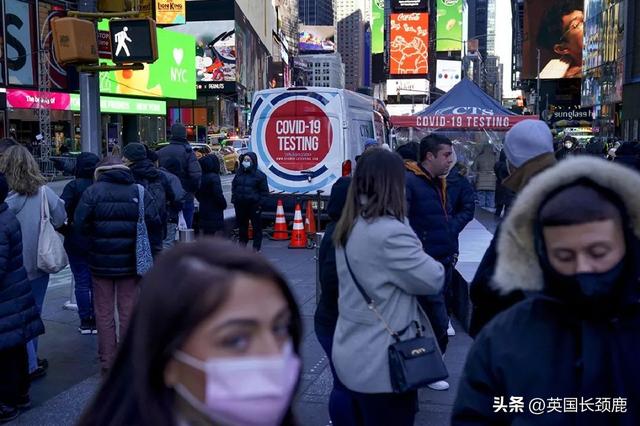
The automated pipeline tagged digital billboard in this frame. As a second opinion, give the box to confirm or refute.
[391,0,428,11]
[436,60,462,92]
[387,78,429,95]
[298,26,336,53]
[169,21,236,85]
[5,0,36,86]
[390,13,429,75]
[522,0,583,79]
[155,0,186,25]
[98,21,196,100]
[436,0,462,52]
[371,0,385,54]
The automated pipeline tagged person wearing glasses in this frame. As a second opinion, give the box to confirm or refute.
[537,0,584,79]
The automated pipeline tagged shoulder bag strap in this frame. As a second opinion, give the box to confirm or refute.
[137,184,145,220]
[41,186,50,221]
[343,247,400,342]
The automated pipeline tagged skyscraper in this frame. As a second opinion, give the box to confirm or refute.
[299,0,334,25]
[335,0,370,90]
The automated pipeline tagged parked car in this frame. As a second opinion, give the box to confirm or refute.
[211,145,240,172]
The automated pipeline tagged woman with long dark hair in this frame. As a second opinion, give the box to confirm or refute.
[77,239,302,426]
[332,148,445,426]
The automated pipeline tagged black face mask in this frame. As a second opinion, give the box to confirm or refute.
[544,259,626,317]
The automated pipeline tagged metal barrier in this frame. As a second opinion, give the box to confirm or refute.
[62,276,78,312]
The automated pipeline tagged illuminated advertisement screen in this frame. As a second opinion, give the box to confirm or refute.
[298,25,336,53]
[371,0,385,54]
[522,0,583,79]
[390,13,429,75]
[436,0,462,52]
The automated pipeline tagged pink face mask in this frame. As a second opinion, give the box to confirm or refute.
[173,342,301,426]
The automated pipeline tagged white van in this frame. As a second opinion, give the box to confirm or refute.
[249,87,390,205]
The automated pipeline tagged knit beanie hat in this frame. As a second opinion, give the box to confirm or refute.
[123,143,147,162]
[171,123,187,140]
[503,120,554,168]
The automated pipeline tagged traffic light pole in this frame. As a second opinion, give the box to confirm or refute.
[78,0,101,155]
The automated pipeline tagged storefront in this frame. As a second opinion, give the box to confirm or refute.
[6,89,167,153]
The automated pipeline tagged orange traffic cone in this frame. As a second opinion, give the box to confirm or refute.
[305,200,317,234]
[248,220,254,240]
[288,203,308,249]
[273,199,289,240]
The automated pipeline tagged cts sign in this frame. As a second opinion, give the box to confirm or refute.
[265,100,333,171]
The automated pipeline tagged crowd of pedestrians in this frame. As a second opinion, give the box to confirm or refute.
[0,115,639,426]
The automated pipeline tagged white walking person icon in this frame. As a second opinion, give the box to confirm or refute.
[114,26,132,57]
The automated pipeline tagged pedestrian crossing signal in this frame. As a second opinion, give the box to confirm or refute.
[109,18,158,64]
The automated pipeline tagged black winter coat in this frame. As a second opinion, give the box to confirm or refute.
[446,167,476,254]
[314,177,351,337]
[60,152,100,256]
[494,152,516,207]
[0,203,44,350]
[469,227,525,338]
[405,162,462,264]
[196,155,227,233]
[231,152,269,207]
[157,138,202,194]
[129,159,174,251]
[453,296,640,425]
[74,166,162,278]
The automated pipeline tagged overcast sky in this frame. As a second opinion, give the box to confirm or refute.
[495,0,520,98]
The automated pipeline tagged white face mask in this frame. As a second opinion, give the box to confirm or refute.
[173,342,300,426]
[242,160,252,169]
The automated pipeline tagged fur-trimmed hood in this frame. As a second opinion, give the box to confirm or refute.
[493,156,640,294]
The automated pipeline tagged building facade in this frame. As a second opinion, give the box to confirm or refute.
[302,52,346,88]
[299,0,334,25]
[335,0,369,90]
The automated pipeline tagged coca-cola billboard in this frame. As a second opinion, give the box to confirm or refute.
[391,0,428,11]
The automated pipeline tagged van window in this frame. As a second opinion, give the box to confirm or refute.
[373,112,386,144]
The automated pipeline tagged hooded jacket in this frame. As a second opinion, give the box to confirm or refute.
[195,155,227,233]
[231,152,269,207]
[453,157,640,425]
[0,202,45,350]
[157,137,202,194]
[469,152,556,337]
[314,177,351,337]
[74,164,161,277]
[160,158,187,223]
[61,152,100,256]
[405,161,461,264]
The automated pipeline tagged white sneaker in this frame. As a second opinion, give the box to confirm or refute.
[447,320,456,336]
[427,380,450,391]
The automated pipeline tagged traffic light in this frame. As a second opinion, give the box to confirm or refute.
[51,18,98,65]
[98,0,128,12]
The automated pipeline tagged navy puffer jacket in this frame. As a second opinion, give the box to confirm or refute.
[74,165,162,277]
[0,203,44,350]
[405,161,465,265]
[446,166,476,254]
[231,152,269,207]
[61,152,100,256]
[196,155,227,233]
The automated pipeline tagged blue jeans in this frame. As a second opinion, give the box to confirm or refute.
[27,275,49,373]
[68,253,94,321]
[476,190,495,208]
[163,222,177,249]
[182,196,195,228]
[316,330,359,426]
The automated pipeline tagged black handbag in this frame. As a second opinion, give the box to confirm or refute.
[343,250,449,393]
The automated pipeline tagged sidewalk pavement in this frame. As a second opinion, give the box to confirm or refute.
[13,218,494,426]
